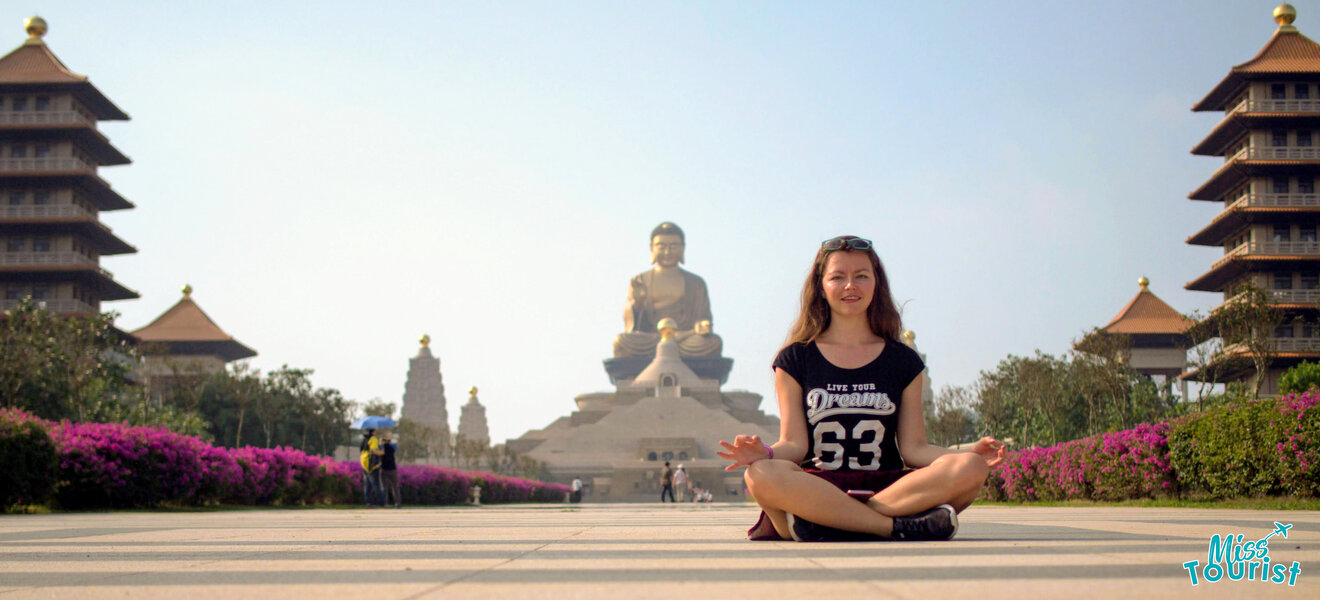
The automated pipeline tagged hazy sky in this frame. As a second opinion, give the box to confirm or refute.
[14,1,1299,442]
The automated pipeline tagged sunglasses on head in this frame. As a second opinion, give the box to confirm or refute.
[821,237,873,251]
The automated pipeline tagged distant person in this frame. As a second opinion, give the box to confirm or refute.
[673,464,690,501]
[379,430,401,508]
[660,461,676,502]
[359,429,385,507]
[571,477,583,503]
[718,236,1006,541]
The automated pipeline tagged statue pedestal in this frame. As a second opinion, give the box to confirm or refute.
[603,355,733,385]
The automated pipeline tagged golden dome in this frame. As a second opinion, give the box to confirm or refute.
[420,334,431,347]
[468,386,478,397]
[1138,276,1150,290]
[182,284,193,297]
[1276,4,1297,27]
[24,16,46,39]
[656,318,678,341]
[902,330,915,344]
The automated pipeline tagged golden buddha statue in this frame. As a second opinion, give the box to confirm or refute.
[614,222,723,358]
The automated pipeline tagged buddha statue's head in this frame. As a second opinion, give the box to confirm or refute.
[650,221,685,267]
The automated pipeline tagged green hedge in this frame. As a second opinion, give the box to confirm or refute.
[0,408,58,508]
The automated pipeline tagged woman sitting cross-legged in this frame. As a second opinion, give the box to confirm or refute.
[718,235,1006,542]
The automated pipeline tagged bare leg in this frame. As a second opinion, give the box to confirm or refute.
[746,453,991,539]
[745,460,894,539]
[866,453,989,516]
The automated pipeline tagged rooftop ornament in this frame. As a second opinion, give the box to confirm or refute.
[1138,276,1149,290]
[420,333,431,347]
[182,284,193,297]
[24,16,46,40]
[1276,4,1298,32]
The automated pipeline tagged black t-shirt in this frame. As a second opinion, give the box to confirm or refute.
[773,340,925,472]
[381,442,397,471]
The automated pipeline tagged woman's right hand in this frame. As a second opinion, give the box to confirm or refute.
[717,434,772,471]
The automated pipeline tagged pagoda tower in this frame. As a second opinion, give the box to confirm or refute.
[400,334,451,449]
[132,285,257,401]
[458,386,489,445]
[1185,4,1320,394]
[0,17,137,315]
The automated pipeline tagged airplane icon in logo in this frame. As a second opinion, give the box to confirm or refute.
[1262,522,1293,543]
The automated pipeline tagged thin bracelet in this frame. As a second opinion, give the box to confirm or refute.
[763,444,774,460]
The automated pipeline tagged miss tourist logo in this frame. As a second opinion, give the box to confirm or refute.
[1182,522,1301,587]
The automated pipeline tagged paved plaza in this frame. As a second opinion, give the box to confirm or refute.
[0,503,1316,599]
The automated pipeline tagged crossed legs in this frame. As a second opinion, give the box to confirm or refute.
[744,452,989,540]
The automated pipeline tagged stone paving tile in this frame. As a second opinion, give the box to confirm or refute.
[0,504,1316,599]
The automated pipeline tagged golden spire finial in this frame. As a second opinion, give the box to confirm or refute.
[420,334,430,347]
[902,330,915,345]
[1276,4,1298,31]
[1138,276,1150,290]
[468,386,478,397]
[656,318,678,341]
[182,284,193,297]
[24,16,47,40]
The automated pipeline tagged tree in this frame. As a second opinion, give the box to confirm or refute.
[361,398,396,419]
[396,418,442,463]
[1186,284,1282,400]
[1280,360,1320,394]
[925,385,978,447]
[170,362,351,454]
[0,298,137,420]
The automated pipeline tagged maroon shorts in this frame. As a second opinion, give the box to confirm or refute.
[747,467,914,541]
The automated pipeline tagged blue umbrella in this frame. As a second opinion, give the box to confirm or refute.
[350,416,397,430]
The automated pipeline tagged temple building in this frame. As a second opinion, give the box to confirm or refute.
[1093,277,1194,394]
[0,17,137,315]
[457,386,489,445]
[132,285,256,401]
[400,334,451,451]
[1184,4,1320,394]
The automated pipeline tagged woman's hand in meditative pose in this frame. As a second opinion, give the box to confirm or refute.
[717,434,772,471]
[967,436,1007,467]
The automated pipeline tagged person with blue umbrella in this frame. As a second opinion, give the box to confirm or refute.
[353,416,395,507]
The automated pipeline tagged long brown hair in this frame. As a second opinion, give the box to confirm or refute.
[783,235,903,348]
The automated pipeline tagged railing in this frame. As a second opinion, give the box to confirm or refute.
[1230,98,1320,114]
[1210,241,1320,270]
[0,111,93,126]
[0,205,93,219]
[1227,147,1320,162]
[1269,338,1320,352]
[0,251,113,278]
[0,157,95,172]
[1226,193,1320,209]
[0,298,97,313]
[1226,289,1320,305]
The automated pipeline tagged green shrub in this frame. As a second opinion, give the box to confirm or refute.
[1280,361,1320,395]
[1167,397,1293,498]
[0,408,58,509]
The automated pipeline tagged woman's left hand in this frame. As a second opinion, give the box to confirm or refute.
[968,436,1007,467]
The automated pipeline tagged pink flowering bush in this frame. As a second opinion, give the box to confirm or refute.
[472,472,571,504]
[52,421,218,508]
[987,422,1176,502]
[1276,393,1320,497]
[0,413,567,509]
